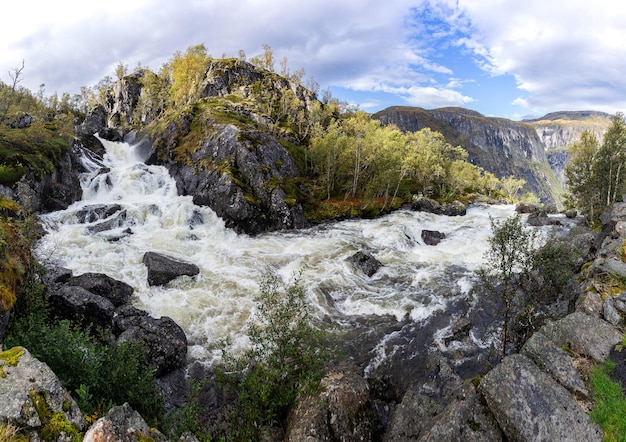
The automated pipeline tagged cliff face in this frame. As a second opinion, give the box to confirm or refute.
[374,106,560,205]
[525,112,612,187]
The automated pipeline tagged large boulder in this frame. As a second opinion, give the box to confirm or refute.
[421,230,446,246]
[0,347,85,439]
[347,251,383,277]
[520,332,588,397]
[83,403,168,442]
[113,305,188,376]
[48,285,116,328]
[66,272,134,307]
[411,196,466,216]
[143,251,200,286]
[480,354,602,442]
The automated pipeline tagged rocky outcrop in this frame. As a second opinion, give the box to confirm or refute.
[0,347,85,439]
[46,268,188,377]
[421,230,445,246]
[143,251,200,286]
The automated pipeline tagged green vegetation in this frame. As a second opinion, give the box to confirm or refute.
[480,214,540,360]
[590,359,626,441]
[566,112,626,225]
[4,280,164,426]
[218,272,328,441]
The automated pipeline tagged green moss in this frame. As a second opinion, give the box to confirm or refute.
[0,346,24,377]
[590,360,626,441]
[29,390,81,441]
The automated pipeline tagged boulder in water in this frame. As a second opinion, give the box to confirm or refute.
[421,229,446,246]
[65,272,133,307]
[142,251,200,286]
[347,251,382,277]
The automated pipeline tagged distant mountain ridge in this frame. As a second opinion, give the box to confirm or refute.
[373,106,613,206]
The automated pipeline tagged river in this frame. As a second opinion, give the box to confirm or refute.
[35,138,518,372]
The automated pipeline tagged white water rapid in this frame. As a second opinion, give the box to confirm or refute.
[36,139,518,367]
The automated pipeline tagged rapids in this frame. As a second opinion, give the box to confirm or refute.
[35,138,518,368]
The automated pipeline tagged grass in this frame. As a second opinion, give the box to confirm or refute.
[590,359,626,441]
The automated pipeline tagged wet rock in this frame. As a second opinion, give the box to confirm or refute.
[347,251,382,277]
[539,311,622,362]
[411,196,466,216]
[0,347,84,438]
[76,203,123,223]
[143,251,200,286]
[421,229,446,246]
[48,285,116,328]
[565,209,578,218]
[66,272,133,307]
[86,209,128,233]
[520,331,588,397]
[41,264,73,286]
[604,296,623,326]
[480,354,602,442]
[113,305,187,376]
[83,403,167,442]
[286,367,372,442]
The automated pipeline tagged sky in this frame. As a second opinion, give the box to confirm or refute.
[1,0,626,120]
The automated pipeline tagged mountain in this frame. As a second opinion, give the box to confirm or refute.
[373,107,613,207]
[524,111,612,187]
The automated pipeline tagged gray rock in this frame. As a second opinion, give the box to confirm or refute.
[604,296,623,326]
[83,403,168,442]
[86,209,128,233]
[575,291,603,317]
[347,251,383,277]
[417,383,503,442]
[48,285,116,328]
[481,354,602,442]
[383,388,442,441]
[411,196,466,216]
[421,230,446,246]
[66,272,134,307]
[540,311,622,362]
[520,332,588,397]
[0,347,84,437]
[113,305,188,376]
[286,368,372,442]
[76,203,123,223]
[143,251,200,286]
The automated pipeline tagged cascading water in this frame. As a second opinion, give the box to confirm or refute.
[36,138,518,369]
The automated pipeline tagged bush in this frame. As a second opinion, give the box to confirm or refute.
[219,271,328,441]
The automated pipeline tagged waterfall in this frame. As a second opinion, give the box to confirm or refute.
[36,138,518,366]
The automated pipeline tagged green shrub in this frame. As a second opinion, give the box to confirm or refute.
[219,271,328,441]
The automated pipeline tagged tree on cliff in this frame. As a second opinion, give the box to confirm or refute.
[566,113,626,223]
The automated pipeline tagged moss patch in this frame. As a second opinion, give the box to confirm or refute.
[0,346,24,378]
[29,390,82,441]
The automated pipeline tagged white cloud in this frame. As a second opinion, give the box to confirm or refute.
[438,0,626,114]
